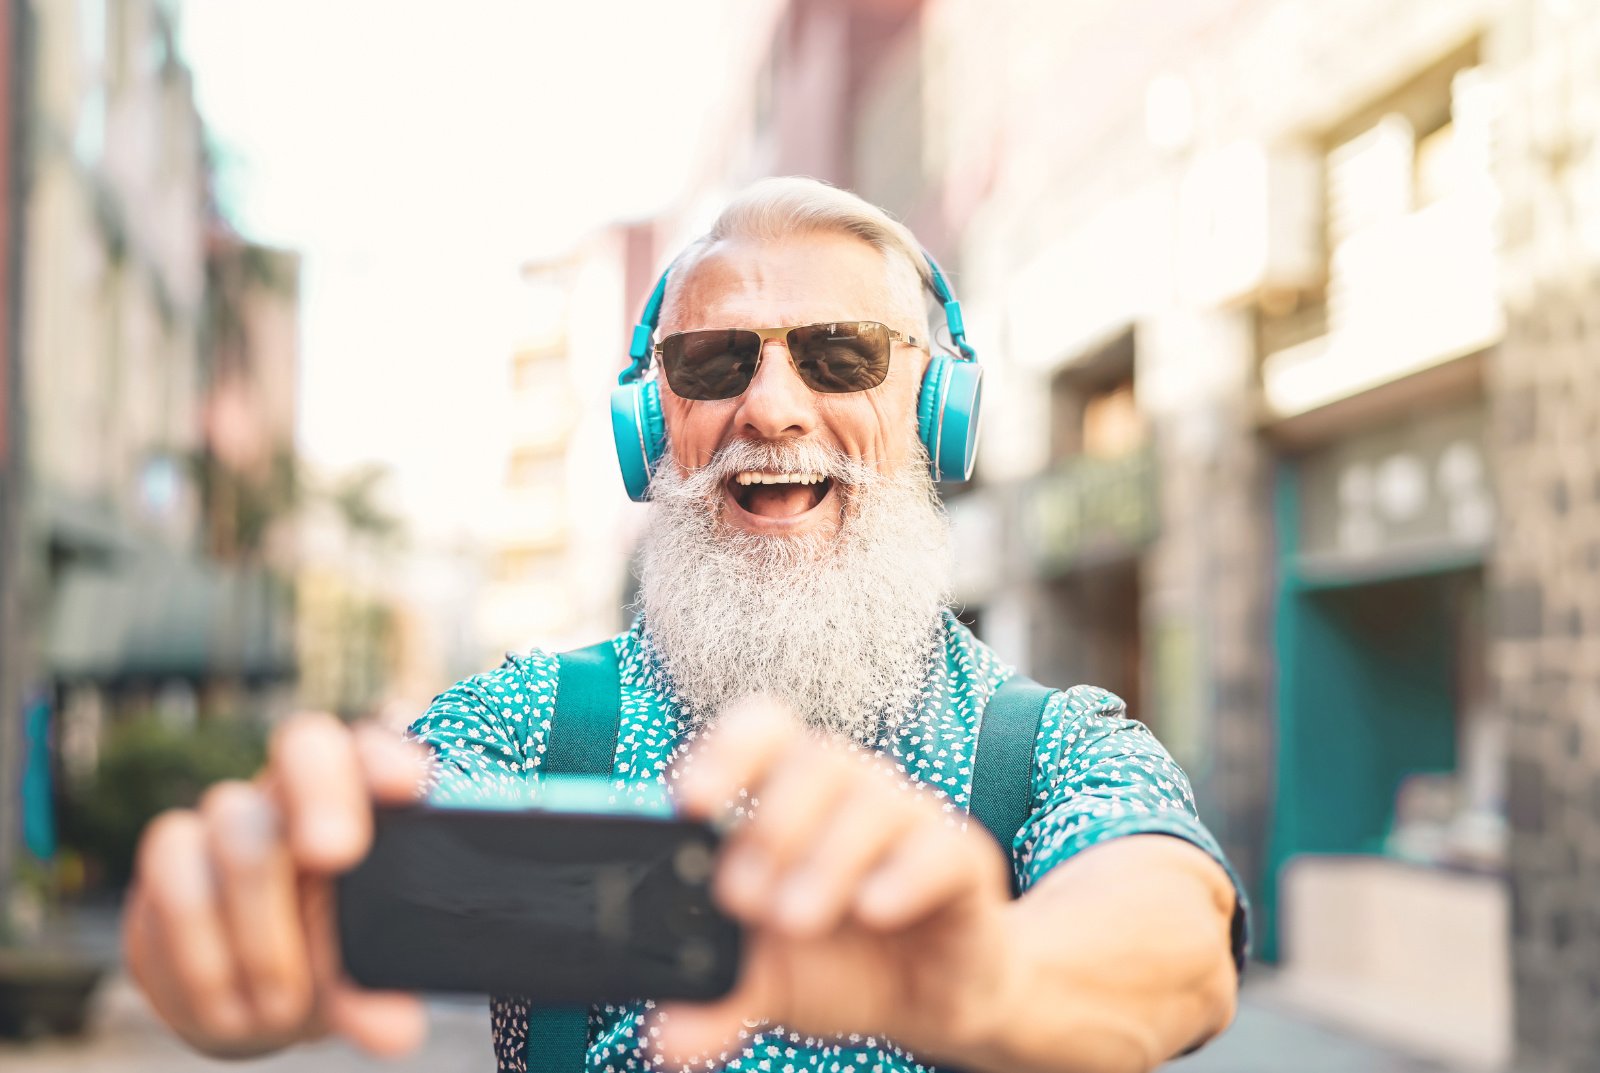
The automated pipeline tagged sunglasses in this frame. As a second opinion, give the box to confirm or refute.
[654,321,925,401]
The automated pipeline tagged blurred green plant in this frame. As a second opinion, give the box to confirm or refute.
[57,716,267,888]
[330,462,405,546]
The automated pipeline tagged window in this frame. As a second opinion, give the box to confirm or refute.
[1048,328,1139,462]
[511,347,564,393]
[1081,380,1143,460]
[505,448,563,490]
[494,545,562,585]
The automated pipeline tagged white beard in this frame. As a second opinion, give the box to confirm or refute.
[637,438,953,740]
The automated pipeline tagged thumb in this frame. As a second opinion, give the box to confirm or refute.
[301,874,429,1057]
[648,933,783,1066]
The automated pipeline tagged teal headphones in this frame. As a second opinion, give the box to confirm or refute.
[609,249,982,502]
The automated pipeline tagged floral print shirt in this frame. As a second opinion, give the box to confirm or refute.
[408,612,1248,1072]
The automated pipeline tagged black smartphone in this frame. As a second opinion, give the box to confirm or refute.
[335,802,742,1003]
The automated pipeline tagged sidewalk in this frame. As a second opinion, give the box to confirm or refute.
[2,972,1471,1073]
[1169,979,1469,1073]
[0,975,493,1073]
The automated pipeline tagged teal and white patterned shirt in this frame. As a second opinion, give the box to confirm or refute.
[408,612,1248,1072]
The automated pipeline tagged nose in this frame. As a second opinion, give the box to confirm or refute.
[733,338,816,440]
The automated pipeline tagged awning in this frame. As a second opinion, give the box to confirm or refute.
[46,550,296,683]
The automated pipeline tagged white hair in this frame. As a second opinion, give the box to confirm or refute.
[662,176,933,340]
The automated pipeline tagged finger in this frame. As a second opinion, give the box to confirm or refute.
[714,747,853,917]
[856,822,1007,930]
[772,777,921,937]
[128,889,286,1058]
[675,696,802,820]
[647,1000,749,1068]
[268,712,372,873]
[136,810,254,1042]
[200,780,314,1036]
[352,724,433,804]
[122,885,154,996]
[300,874,428,1056]
[649,932,784,1065]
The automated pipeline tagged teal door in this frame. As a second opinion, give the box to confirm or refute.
[1261,467,1473,960]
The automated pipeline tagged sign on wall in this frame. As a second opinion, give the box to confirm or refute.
[1297,404,1493,576]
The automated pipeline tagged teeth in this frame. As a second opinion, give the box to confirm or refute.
[733,471,826,486]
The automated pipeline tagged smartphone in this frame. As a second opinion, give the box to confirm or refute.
[336,801,742,1003]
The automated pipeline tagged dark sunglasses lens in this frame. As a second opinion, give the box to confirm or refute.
[787,322,891,393]
[661,329,762,400]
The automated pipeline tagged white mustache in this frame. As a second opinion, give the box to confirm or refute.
[679,440,880,495]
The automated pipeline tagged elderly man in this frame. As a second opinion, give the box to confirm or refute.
[123,177,1246,1073]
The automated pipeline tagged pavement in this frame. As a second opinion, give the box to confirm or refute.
[2,906,1472,1072]
[0,977,495,1073]
[1167,980,1468,1073]
[0,970,1469,1073]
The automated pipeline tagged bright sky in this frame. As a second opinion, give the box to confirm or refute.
[179,0,759,539]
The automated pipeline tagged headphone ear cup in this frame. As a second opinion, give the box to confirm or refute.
[917,356,983,483]
[917,355,950,472]
[610,380,666,502]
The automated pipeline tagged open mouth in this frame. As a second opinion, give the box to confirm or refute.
[726,470,835,521]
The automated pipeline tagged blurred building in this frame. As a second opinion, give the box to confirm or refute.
[0,0,29,933]
[14,0,299,774]
[673,0,1600,1068]
[479,230,646,658]
[292,463,399,720]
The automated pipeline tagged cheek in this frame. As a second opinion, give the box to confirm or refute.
[660,395,734,470]
[824,372,924,468]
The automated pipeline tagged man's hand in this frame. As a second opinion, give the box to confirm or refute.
[656,698,1018,1066]
[121,713,433,1059]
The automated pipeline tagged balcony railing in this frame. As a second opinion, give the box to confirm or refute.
[1261,191,1502,418]
[1022,447,1158,574]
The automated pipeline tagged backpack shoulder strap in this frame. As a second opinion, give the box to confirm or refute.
[969,671,1054,897]
[526,639,623,1073]
[543,639,623,777]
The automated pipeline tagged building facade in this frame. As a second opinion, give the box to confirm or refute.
[702,0,1600,1068]
[0,0,28,934]
[14,0,300,774]
[479,227,650,660]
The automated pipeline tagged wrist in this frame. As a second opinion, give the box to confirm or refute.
[918,895,1030,1068]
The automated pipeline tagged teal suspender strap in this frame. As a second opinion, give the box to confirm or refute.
[544,640,624,776]
[526,640,623,1073]
[968,672,1054,898]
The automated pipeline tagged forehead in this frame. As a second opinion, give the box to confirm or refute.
[662,232,903,332]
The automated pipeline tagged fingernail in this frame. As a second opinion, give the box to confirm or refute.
[720,848,769,907]
[778,874,825,929]
[230,794,279,854]
[857,874,902,921]
[304,815,356,861]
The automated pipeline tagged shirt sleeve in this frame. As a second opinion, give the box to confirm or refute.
[1015,684,1251,973]
[404,650,560,808]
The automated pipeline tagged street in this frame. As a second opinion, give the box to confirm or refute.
[0,976,494,1073]
[0,971,1468,1073]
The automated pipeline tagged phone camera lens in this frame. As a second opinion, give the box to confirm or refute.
[677,938,714,979]
[673,841,714,886]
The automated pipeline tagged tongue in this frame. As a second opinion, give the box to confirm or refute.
[744,483,818,518]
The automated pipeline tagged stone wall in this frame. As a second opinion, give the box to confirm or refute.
[1141,311,1278,909]
[1490,295,1600,1070]
[1489,0,1600,1067]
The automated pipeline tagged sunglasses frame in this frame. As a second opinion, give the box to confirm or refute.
[652,321,926,401]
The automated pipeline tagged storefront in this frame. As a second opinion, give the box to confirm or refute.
[1266,401,1509,1066]
[1020,333,1157,723]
